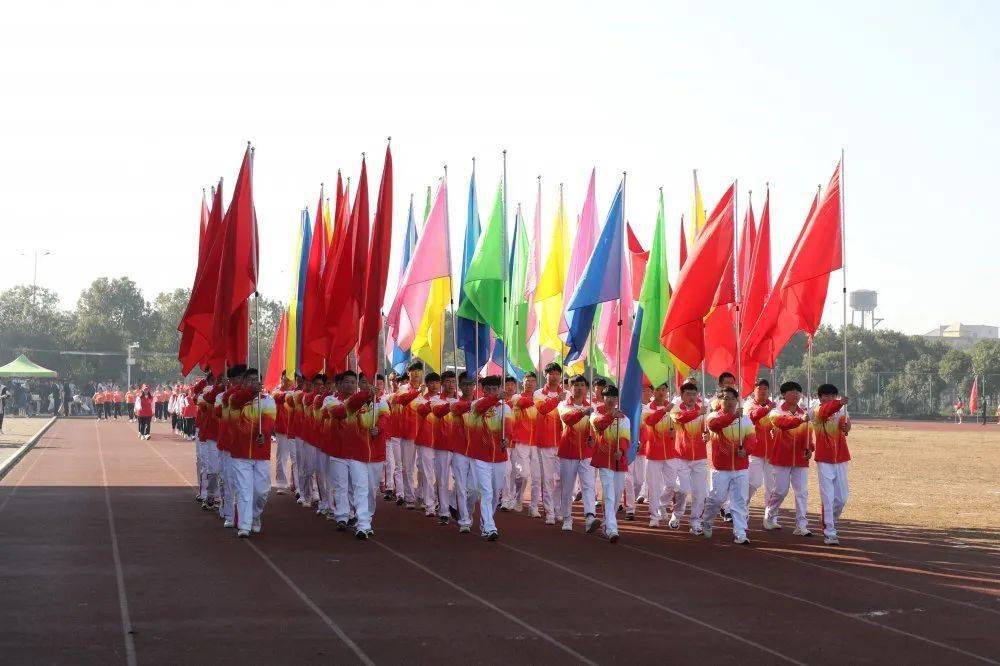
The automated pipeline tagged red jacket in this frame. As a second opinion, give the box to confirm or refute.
[706,411,755,471]
[642,402,675,461]
[744,397,776,458]
[135,392,154,418]
[812,399,851,464]
[557,399,593,460]
[769,404,811,467]
[533,387,563,448]
[589,410,629,471]
[670,404,706,460]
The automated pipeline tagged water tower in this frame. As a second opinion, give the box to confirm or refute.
[850,290,882,329]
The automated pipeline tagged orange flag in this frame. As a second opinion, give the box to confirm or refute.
[660,185,735,371]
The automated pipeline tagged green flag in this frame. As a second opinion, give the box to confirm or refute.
[637,191,675,386]
[505,207,535,372]
[423,185,432,223]
[589,306,612,378]
[456,181,507,336]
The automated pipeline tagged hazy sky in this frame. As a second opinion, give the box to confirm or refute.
[2,0,997,335]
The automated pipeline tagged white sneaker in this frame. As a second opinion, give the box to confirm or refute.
[824,535,840,545]
[689,525,704,536]
[545,516,556,525]
[236,529,250,538]
[562,518,573,531]
[607,532,619,544]
[793,527,813,537]
[528,508,541,518]
[649,518,660,528]
[734,535,751,545]
[668,516,680,530]
[275,488,286,495]
[458,525,471,533]
[763,517,781,530]
[223,519,235,529]
[585,515,601,534]
[702,524,713,539]
[251,519,261,534]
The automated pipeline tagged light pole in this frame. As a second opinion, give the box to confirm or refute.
[18,249,52,302]
[127,343,139,389]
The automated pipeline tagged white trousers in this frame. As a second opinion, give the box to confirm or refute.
[365,461,384,523]
[703,469,749,539]
[195,438,205,497]
[274,434,293,488]
[451,453,476,528]
[765,465,809,531]
[473,459,506,534]
[417,445,437,513]
[747,455,766,505]
[668,458,708,529]
[501,453,517,509]
[558,457,596,522]
[316,451,332,512]
[817,461,849,539]
[399,438,417,503]
[385,437,403,495]
[529,446,559,517]
[631,454,648,500]
[509,443,532,509]
[434,449,453,518]
[598,468,627,536]
[330,457,352,522]
[296,439,319,501]
[201,440,220,501]
[220,450,236,521]
[644,459,672,521]
[345,459,373,532]
[231,457,270,532]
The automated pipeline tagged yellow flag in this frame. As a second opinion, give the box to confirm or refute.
[534,189,574,353]
[691,169,706,244]
[323,196,333,243]
[411,276,451,371]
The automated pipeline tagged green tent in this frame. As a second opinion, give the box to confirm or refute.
[0,354,58,378]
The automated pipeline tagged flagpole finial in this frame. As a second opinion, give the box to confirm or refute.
[387,136,391,144]
[362,152,366,159]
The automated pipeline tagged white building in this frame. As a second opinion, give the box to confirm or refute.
[922,323,999,350]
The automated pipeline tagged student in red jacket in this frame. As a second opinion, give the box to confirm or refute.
[431,370,458,525]
[642,382,675,527]
[743,379,776,507]
[469,375,513,541]
[504,372,537,512]
[229,368,276,538]
[668,382,708,534]
[271,373,293,494]
[412,372,441,517]
[449,372,477,533]
[764,381,813,536]
[135,385,154,440]
[557,374,598,533]
[701,387,755,544]
[532,362,565,524]
[391,361,424,509]
[812,384,852,545]
[589,385,630,543]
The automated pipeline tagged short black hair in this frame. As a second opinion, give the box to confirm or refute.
[505,376,517,384]
[524,372,537,380]
[458,371,472,384]
[603,385,619,398]
[680,382,699,394]
[780,381,802,394]
[570,374,590,387]
[441,370,456,380]
[425,372,441,383]
[313,373,327,383]
[408,360,425,372]
[375,373,385,381]
[341,370,358,380]
[594,377,608,388]
[544,362,562,374]
[243,368,259,378]
[227,365,246,379]
[656,381,670,389]
[481,375,502,388]
[817,383,839,397]
[718,372,736,383]
[719,386,738,399]
[755,378,770,388]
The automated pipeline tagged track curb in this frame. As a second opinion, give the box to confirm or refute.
[0,416,58,482]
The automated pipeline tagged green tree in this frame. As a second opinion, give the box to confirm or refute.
[0,285,73,374]
[969,340,1000,377]
[938,348,972,393]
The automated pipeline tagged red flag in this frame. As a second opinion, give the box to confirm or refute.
[626,221,649,301]
[179,181,225,374]
[358,145,393,378]
[300,189,330,377]
[263,310,288,391]
[326,158,369,368]
[739,190,771,394]
[738,200,756,296]
[969,377,979,414]
[178,190,211,372]
[206,145,258,374]
[746,162,842,367]
[660,185,735,371]
[679,215,688,269]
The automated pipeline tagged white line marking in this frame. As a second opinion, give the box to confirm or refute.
[372,540,597,665]
[94,422,138,666]
[500,542,804,665]
[139,429,374,665]
[620,541,1000,665]
[0,424,53,514]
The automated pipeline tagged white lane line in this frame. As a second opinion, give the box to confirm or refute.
[372,540,597,665]
[0,423,54,514]
[140,431,374,665]
[94,422,139,666]
[753,543,1000,616]
[619,541,1000,665]
[499,542,804,665]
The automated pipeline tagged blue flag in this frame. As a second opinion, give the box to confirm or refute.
[620,306,645,462]
[565,181,624,362]
[456,172,491,372]
[391,198,419,374]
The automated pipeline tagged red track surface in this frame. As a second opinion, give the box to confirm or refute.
[1,419,998,665]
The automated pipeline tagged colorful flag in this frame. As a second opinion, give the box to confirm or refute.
[506,206,535,372]
[263,310,288,390]
[285,209,313,377]
[457,181,507,337]
[300,188,329,378]
[178,184,220,375]
[359,144,393,379]
[535,186,572,354]
[565,180,625,364]
[692,170,707,240]
[524,179,543,347]
[561,169,599,355]
[390,196,419,374]
[659,184,736,371]
[626,222,648,301]
[455,170,491,372]
[619,307,645,462]
[636,190,682,387]
[739,190,771,394]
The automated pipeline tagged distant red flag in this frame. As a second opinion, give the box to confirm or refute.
[179,180,225,375]
[745,162,842,367]
[969,376,979,414]
[263,310,288,390]
[675,215,689,389]
[326,157,369,368]
[660,185,735,371]
[739,190,771,394]
[358,145,393,378]
[300,189,329,377]
[738,200,756,297]
[626,221,649,301]
[178,190,211,372]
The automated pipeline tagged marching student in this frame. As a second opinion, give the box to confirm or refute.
[124,386,135,422]
[197,377,226,510]
[383,372,404,502]
[181,386,199,439]
[468,375,513,541]
[642,382,675,527]
[701,387,755,544]
[431,371,457,525]
[448,372,478,533]
[412,372,441,517]
[391,361,424,509]
[323,374,352,529]
[93,389,105,420]
[532,362,565,523]
[310,375,334,519]
[229,368,276,538]
[811,384,852,545]
[112,386,124,420]
[557,375,598,533]
[501,376,520,511]
[744,379,776,506]
[589,385,630,543]
[271,374,293,495]
[632,381,654,506]
[506,372,537,513]
[764,381,813,536]
[135,384,154,440]
[668,382,709,534]
[102,387,113,419]
[217,366,245,528]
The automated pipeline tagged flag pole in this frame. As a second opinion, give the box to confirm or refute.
[472,157,480,378]
[734,179,743,451]
[536,174,543,380]
[615,172,626,472]
[558,182,565,370]
[249,143,263,437]
[694,169,707,399]
[445,164,456,374]
[840,149,848,394]
[501,149,509,447]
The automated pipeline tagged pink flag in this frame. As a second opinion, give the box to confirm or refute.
[595,247,634,379]
[387,180,450,351]
[560,168,599,356]
[524,180,542,342]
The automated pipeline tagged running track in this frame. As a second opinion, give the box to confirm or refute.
[1,419,997,665]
